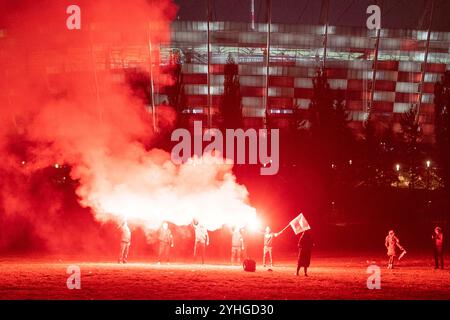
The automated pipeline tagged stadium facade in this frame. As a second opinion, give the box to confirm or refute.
[155,19,450,140]
[2,1,449,142]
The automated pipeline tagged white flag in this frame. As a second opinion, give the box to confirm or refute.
[289,213,311,235]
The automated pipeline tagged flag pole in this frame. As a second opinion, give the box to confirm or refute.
[278,223,291,235]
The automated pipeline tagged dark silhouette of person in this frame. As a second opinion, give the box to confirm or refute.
[296,231,314,276]
[432,226,444,269]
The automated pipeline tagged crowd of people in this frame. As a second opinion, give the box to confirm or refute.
[117,220,445,273]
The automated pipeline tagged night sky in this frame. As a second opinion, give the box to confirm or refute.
[174,0,450,31]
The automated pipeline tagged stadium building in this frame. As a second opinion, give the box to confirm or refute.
[1,0,449,142]
[154,0,450,141]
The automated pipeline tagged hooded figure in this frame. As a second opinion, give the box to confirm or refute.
[193,222,209,264]
[296,231,314,276]
[158,222,174,264]
[231,227,244,265]
[118,220,131,264]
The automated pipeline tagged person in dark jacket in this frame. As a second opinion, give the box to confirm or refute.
[158,222,174,264]
[432,226,444,269]
[296,231,314,276]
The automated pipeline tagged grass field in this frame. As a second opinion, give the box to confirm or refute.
[0,254,449,299]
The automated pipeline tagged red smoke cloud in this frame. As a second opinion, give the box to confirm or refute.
[0,0,257,254]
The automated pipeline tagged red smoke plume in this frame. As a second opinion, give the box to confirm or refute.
[0,0,257,254]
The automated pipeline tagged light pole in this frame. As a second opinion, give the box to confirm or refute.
[426,160,431,190]
[395,163,401,188]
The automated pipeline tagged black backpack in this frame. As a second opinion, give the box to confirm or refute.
[243,258,256,272]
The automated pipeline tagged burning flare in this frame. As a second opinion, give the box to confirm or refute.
[79,152,257,230]
[0,0,258,253]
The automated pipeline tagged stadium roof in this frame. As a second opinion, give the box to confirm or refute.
[174,0,450,31]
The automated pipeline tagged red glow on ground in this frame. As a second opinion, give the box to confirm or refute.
[0,254,449,299]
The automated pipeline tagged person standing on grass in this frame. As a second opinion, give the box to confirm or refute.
[385,230,405,269]
[432,226,444,269]
[296,230,314,276]
[158,222,174,264]
[263,226,280,268]
[193,221,209,264]
[118,220,131,264]
[231,227,244,265]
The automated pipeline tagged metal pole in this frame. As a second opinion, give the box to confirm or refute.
[369,30,381,119]
[417,0,435,119]
[207,0,212,128]
[264,0,272,128]
[88,26,102,123]
[251,0,255,30]
[322,0,330,69]
[148,24,157,132]
[368,0,383,120]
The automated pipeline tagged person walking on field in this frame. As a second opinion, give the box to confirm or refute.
[432,226,444,269]
[158,222,174,264]
[296,230,314,276]
[385,230,406,269]
[231,227,244,265]
[118,220,131,264]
